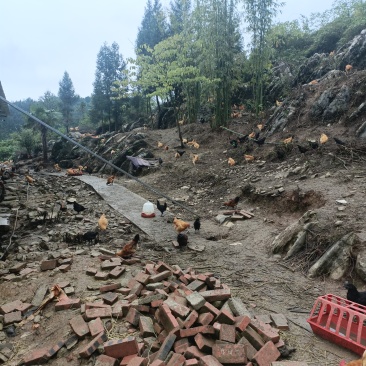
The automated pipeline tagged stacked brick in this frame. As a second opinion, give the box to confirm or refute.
[17,259,299,366]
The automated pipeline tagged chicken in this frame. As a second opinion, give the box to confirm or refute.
[297,145,309,154]
[106,175,115,185]
[320,133,328,144]
[237,135,248,144]
[164,146,169,151]
[82,231,99,245]
[345,64,353,73]
[229,138,238,148]
[329,50,335,57]
[73,201,86,213]
[194,218,201,233]
[110,149,116,155]
[192,154,199,165]
[54,163,62,172]
[175,150,186,158]
[157,141,164,148]
[116,234,140,258]
[308,140,319,149]
[223,196,240,208]
[228,158,235,167]
[244,154,255,162]
[177,233,188,248]
[257,124,263,131]
[178,120,184,125]
[98,214,108,231]
[157,199,167,216]
[173,217,191,233]
[283,136,293,145]
[344,283,366,306]
[248,131,256,139]
[182,138,188,144]
[192,141,200,149]
[254,137,266,146]
[276,100,283,107]
[308,79,318,85]
[341,350,366,366]
[25,175,34,184]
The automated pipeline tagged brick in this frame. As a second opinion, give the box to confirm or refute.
[152,299,164,308]
[102,260,120,270]
[270,313,289,330]
[194,333,215,353]
[96,271,110,280]
[215,310,235,325]
[9,262,26,273]
[95,354,119,366]
[227,298,251,318]
[183,310,198,329]
[149,360,165,366]
[40,259,57,271]
[85,306,112,319]
[199,355,223,366]
[235,315,251,332]
[22,347,49,365]
[252,341,280,366]
[120,355,139,366]
[242,325,265,350]
[250,319,280,343]
[186,293,206,310]
[86,302,110,309]
[58,257,73,265]
[158,330,168,344]
[184,346,206,360]
[139,293,167,305]
[104,337,139,359]
[185,359,199,366]
[135,271,151,284]
[15,302,33,315]
[180,325,215,338]
[126,307,141,326]
[255,314,272,324]
[86,267,98,276]
[54,297,81,311]
[197,312,214,326]
[149,270,172,283]
[70,315,90,338]
[59,263,71,272]
[156,261,175,273]
[132,304,150,313]
[100,283,122,293]
[79,331,108,358]
[147,283,165,291]
[65,334,79,350]
[0,299,23,314]
[127,356,146,366]
[155,333,177,361]
[164,298,190,318]
[110,266,126,279]
[174,338,190,354]
[238,336,256,361]
[86,316,104,336]
[4,311,22,325]
[102,292,119,305]
[139,316,155,337]
[117,288,132,296]
[45,340,65,358]
[187,280,206,292]
[219,324,236,343]
[212,343,246,364]
[213,322,221,336]
[179,276,189,285]
[130,282,144,296]
[199,302,220,318]
[160,304,180,332]
[125,294,138,303]
[166,353,185,366]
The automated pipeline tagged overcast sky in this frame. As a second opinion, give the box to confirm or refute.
[0,0,335,102]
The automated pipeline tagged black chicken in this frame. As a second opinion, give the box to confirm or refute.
[255,131,260,140]
[177,233,188,247]
[334,137,346,146]
[83,231,99,245]
[73,201,86,213]
[308,140,319,149]
[229,138,238,148]
[297,145,309,154]
[344,283,366,306]
[237,135,248,144]
[194,218,201,233]
[157,200,167,216]
[254,137,266,146]
[199,117,205,124]
[176,150,186,157]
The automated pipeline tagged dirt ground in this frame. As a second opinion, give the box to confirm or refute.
[1,120,366,365]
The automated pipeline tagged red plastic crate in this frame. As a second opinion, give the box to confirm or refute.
[307,294,366,355]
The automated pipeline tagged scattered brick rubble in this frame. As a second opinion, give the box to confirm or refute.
[0,258,306,366]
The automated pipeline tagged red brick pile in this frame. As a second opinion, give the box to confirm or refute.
[16,259,295,366]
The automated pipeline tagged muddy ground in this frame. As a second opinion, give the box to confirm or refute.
[1,121,366,365]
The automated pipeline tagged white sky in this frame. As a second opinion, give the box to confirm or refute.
[0,0,335,102]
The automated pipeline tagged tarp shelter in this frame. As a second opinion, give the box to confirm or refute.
[0,81,9,120]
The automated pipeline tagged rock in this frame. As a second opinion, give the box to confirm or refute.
[356,252,366,281]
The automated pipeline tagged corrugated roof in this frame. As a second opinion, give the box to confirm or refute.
[0,81,10,118]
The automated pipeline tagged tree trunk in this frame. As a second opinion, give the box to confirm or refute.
[41,126,48,163]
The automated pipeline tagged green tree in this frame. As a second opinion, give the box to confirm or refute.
[15,129,38,158]
[58,71,78,133]
[242,0,283,115]
[168,0,191,35]
[90,42,127,132]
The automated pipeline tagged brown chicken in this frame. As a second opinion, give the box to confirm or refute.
[228,158,235,166]
[116,234,140,258]
[192,154,199,165]
[173,217,191,233]
[244,154,255,162]
[345,64,353,73]
[157,141,164,148]
[98,214,108,231]
[320,133,328,144]
[25,175,34,184]
[106,175,115,185]
[283,136,293,145]
[340,350,366,366]
[223,196,240,208]
[248,131,256,139]
[54,163,62,172]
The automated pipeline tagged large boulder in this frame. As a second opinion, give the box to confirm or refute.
[339,29,366,70]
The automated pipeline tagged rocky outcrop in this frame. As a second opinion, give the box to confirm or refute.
[339,28,366,70]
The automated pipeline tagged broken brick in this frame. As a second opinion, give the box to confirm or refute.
[4,311,22,326]
[139,316,155,337]
[197,312,214,326]
[127,356,146,366]
[155,333,177,361]
[166,353,185,366]
[184,346,207,360]
[102,292,119,305]
[0,299,23,314]
[104,337,139,359]
[159,304,180,332]
[21,347,49,365]
[180,325,215,338]
[194,333,215,353]
[252,341,280,366]
[89,317,105,337]
[79,331,108,358]
[100,283,122,293]
[183,310,198,329]
[85,306,112,319]
[58,263,71,272]
[174,338,190,354]
[69,314,90,338]
[109,266,126,279]
[164,298,190,318]
[215,310,235,325]
[126,307,141,326]
[40,259,57,271]
[270,313,289,331]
